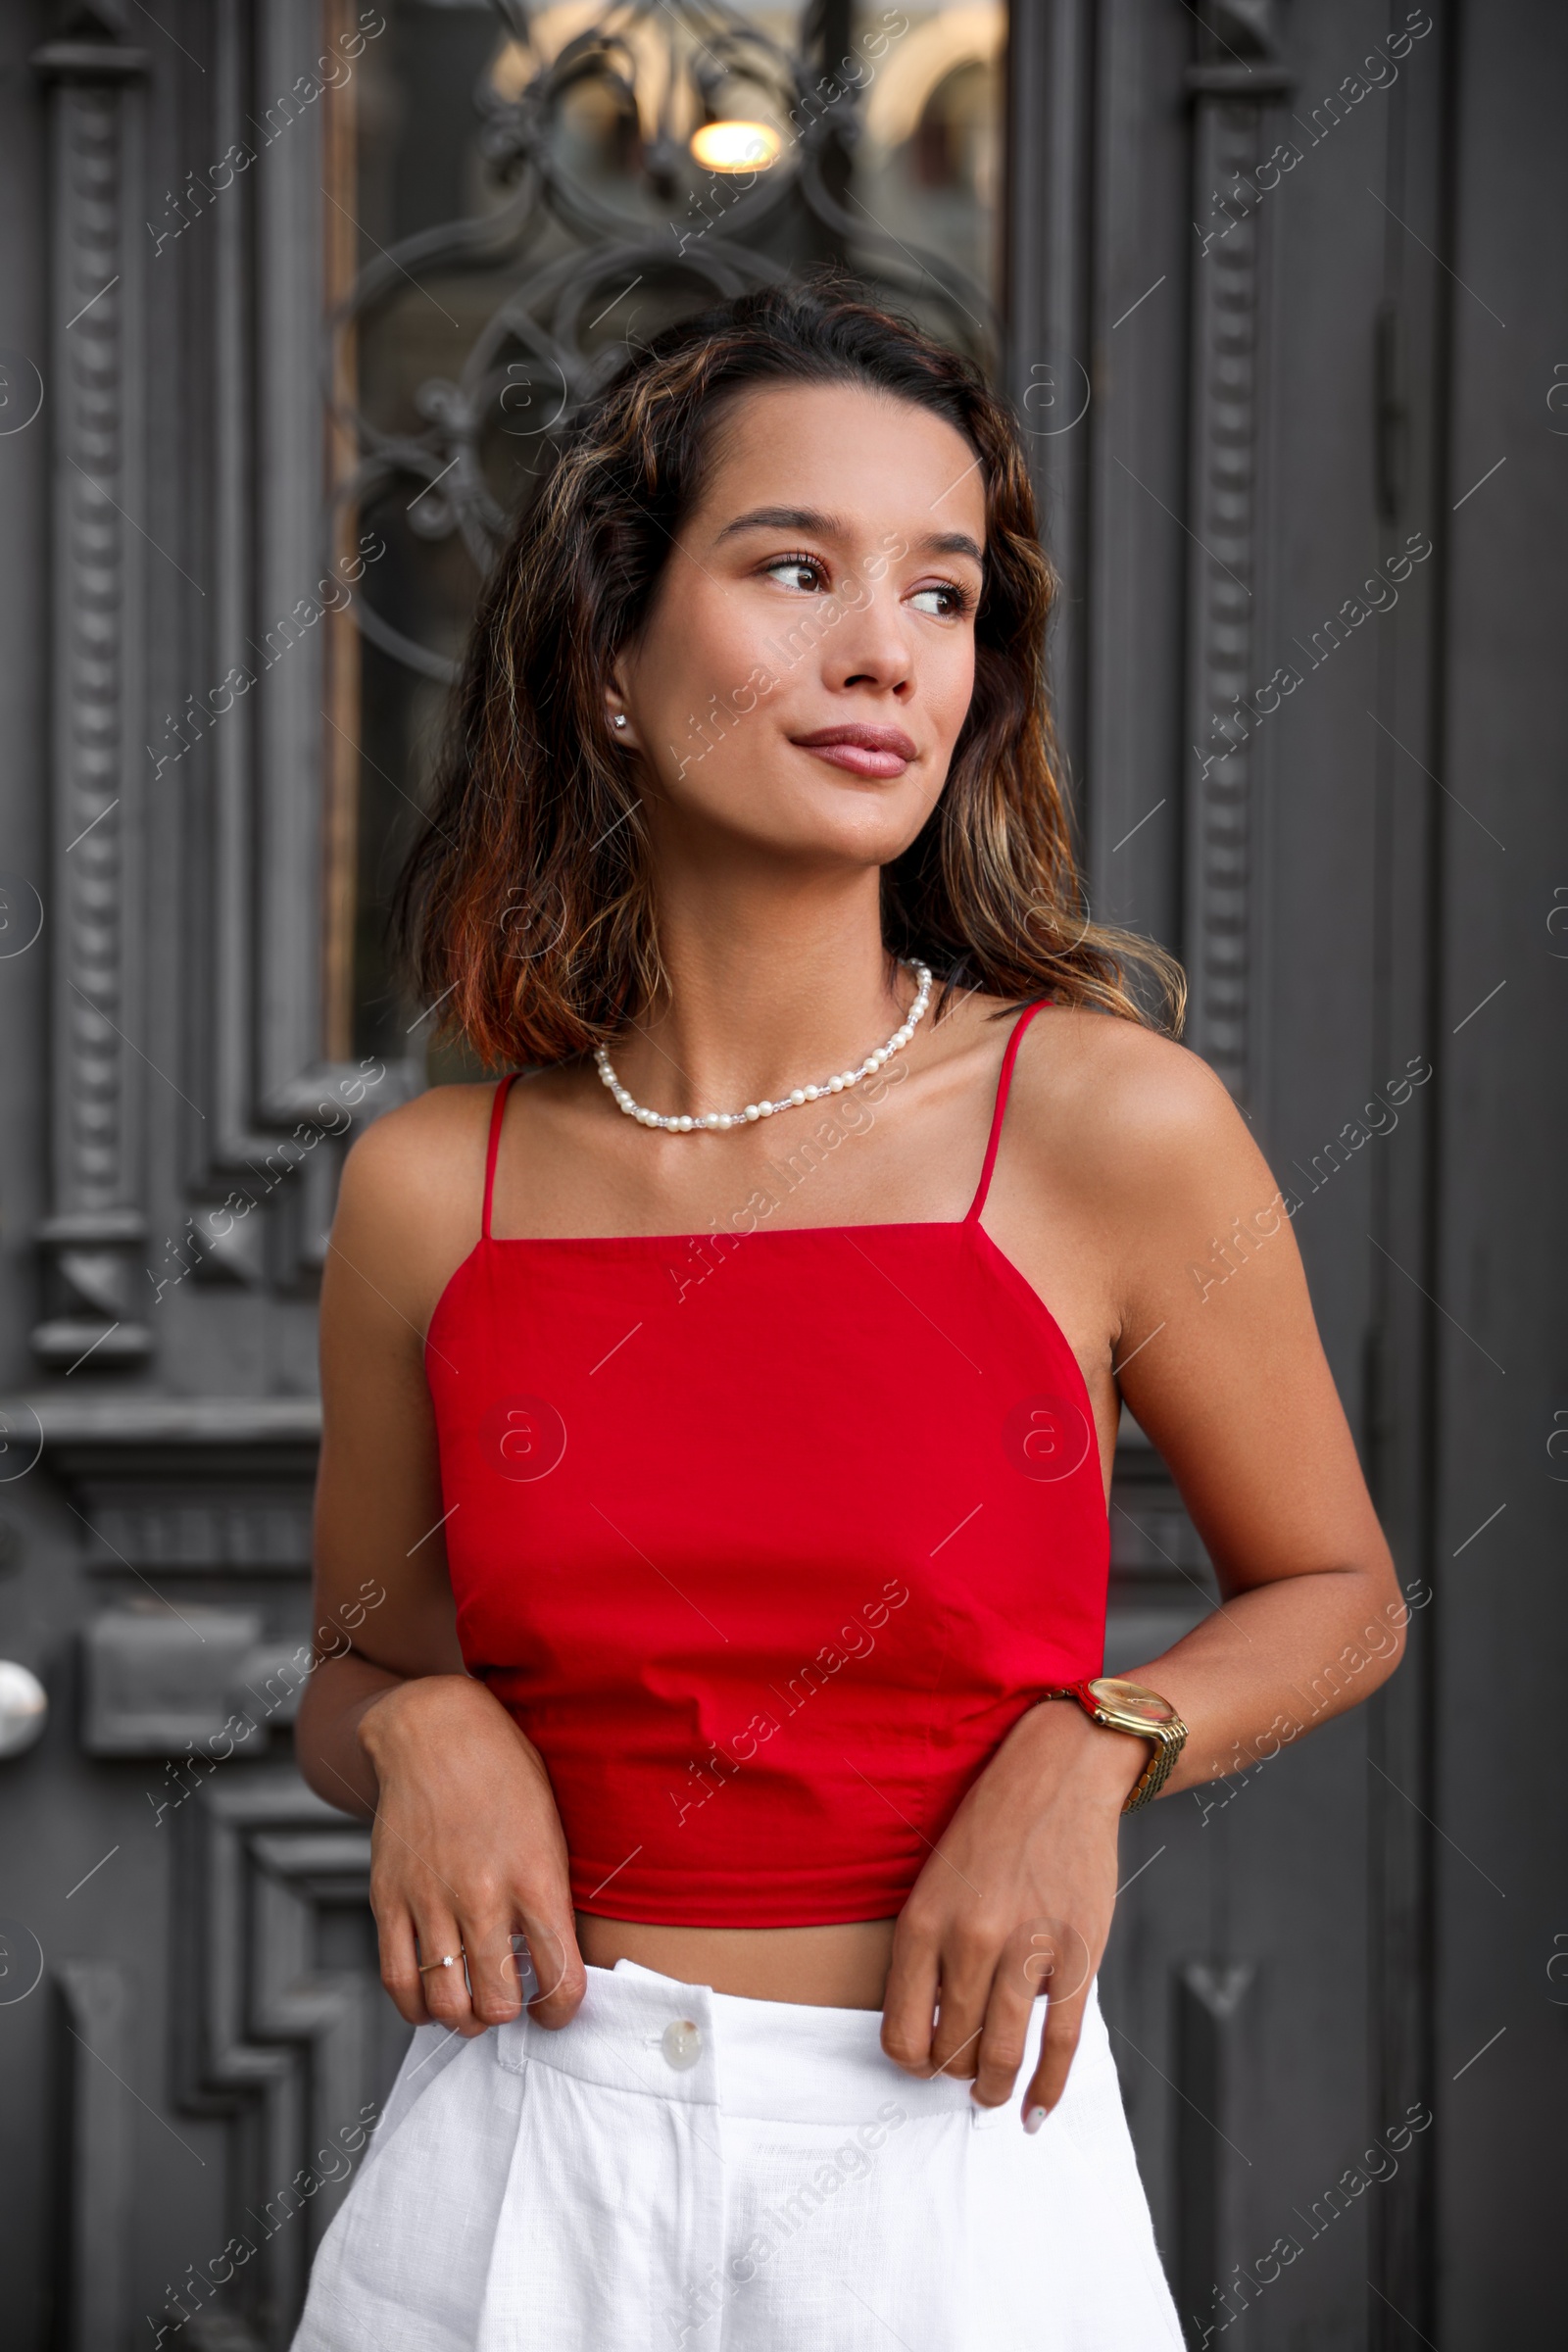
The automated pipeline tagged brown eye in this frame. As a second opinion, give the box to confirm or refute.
[764,554,828,593]
[909,582,972,618]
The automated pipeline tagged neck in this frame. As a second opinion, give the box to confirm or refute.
[611,867,917,1118]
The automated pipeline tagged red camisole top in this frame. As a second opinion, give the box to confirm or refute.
[423,999,1109,1928]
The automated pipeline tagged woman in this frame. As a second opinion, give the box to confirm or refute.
[292,280,1402,2350]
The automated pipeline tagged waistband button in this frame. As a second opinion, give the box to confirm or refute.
[662,2018,703,2070]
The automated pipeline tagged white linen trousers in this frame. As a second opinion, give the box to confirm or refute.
[290,1957,1183,2351]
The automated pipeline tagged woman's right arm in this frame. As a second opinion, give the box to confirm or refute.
[295,1095,588,2038]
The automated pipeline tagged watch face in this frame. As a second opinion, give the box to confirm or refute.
[1089,1677,1176,1730]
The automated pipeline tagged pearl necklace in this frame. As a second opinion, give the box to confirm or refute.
[595,960,933,1133]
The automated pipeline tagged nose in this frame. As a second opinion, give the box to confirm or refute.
[820,581,914,700]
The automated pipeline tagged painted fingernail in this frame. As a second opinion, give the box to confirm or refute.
[1024,2105,1048,2134]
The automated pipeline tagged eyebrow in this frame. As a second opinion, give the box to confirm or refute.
[714,505,985,566]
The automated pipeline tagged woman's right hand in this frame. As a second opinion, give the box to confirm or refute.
[357,1673,587,2038]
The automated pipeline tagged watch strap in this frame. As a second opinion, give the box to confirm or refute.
[1121,1725,1181,1811]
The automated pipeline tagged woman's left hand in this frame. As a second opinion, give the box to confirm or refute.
[881,1698,1144,2128]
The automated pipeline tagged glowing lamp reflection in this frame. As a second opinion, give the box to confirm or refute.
[689,121,781,172]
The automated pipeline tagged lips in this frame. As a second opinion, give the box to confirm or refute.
[790,722,918,779]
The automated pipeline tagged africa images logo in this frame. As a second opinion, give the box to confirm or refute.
[1002,1395,1094,1483]
[482,1396,568,1482]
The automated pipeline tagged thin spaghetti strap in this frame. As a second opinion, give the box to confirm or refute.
[964,1000,1051,1222]
[481,1074,518,1242]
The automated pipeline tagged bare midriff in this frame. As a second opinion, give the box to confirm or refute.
[574,1912,899,2010]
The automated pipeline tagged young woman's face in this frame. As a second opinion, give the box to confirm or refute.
[612,380,987,870]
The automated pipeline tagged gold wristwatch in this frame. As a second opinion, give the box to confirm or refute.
[1041,1678,1189,1812]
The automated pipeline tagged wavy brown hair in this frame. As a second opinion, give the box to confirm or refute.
[391,275,1184,1065]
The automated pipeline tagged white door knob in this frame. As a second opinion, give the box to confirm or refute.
[0,1662,47,1758]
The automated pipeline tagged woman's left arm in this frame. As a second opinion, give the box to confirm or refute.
[882,1033,1406,2126]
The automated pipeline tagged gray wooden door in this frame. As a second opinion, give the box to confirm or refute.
[0,2,1560,2345]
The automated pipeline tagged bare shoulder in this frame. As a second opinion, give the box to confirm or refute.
[338,1078,499,1225]
[1004,1003,1264,1204]
[328,1080,502,1325]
